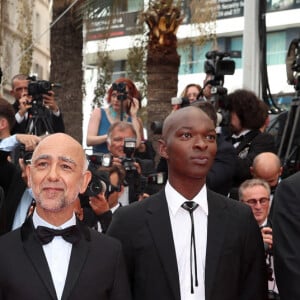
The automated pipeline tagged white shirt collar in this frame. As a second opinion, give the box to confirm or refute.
[232,129,251,139]
[32,210,76,229]
[165,181,208,217]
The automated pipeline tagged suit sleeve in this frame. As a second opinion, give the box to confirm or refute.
[273,175,300,299]
[50,112,65,133]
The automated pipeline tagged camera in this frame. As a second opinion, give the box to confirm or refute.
[84,169,110,197]
[28,80,52,96]
[147,172,167,185]
[86,153,112,169]
[83,153,119,198]
[19,144,33,165]
[204,50,240,77]
[286,38,300,90]
[112,82,128,101]
[121,138,137,171]
[171,97,191,108]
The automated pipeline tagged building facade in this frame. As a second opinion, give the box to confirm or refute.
[0,0,51,102]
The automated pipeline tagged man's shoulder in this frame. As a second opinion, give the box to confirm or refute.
[208,189,252,216]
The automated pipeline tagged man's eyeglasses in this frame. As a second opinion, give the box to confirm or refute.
[243,198,270,206]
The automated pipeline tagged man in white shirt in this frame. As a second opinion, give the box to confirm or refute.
[0,133,131,300]
[108,106,267,300]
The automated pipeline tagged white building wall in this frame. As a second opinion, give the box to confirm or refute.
[0,0,51,102]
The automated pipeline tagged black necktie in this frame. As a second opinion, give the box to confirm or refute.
[36,225,81,245]
[181,201,199,294]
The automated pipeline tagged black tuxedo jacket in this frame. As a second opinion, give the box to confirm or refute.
[0,217,131,300]
[273,171,300,299]
[233,130,276,187]
[0,169,27,235]
[107,189,268,300]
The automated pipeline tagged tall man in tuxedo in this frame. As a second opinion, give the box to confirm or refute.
[0,133,131,300]
[108,106,267,300]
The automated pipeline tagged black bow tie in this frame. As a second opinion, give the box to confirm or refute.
[231,135,245,144]
[36,225,81,245]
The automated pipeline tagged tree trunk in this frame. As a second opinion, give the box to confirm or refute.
[50,1,83,143]
[146,45,180,153]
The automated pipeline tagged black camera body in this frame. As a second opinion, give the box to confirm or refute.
[121,138,137,171]
[83,153,117,198]
[84,169,110,197]
[19,144,33,165]
[28,80,52,97]
[112,82,128,101]
[87,153,112,169]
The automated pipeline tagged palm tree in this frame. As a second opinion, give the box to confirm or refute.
[142,0,183,143]
[50,0,84,143]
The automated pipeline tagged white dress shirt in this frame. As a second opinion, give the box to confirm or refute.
[0,135,19,151]
[165,181,208,300]
[32,211,75,300]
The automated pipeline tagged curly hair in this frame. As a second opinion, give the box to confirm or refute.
[227,89,266,130]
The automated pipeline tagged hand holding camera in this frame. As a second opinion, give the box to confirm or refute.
[42,90,59,113]
[89,192,110,216]
[18,94,32,116]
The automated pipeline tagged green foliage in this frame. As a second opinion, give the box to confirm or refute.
[93,51,114,108]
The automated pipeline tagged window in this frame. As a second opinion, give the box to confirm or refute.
[230,36,243,69]
[267,31,286,65]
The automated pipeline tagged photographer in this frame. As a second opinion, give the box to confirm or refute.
[239,178,279,299]
[80,164,126,233]
[87,77,143,153]
[107,121,154,204]
[10,74,65,135]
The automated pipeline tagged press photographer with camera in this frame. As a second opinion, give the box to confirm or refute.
[106,121,156,204]
[239,178,279,299]
[87,77,143,154]
[10,74,65,135]
[80,162,126,233]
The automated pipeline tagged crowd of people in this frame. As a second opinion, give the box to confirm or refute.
[0,73,298,299]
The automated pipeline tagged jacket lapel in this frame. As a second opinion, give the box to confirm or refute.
[146,191,181,300]
[205,190,228,300]
[61,221,91,300]
[236,130,260,153]
[21,217,58,300]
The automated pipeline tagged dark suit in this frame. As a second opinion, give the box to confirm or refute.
[231,130,276,195]
[273,171,300,299]
[0,169,27,235]
[107,189,268,300]
[0,217,131,300]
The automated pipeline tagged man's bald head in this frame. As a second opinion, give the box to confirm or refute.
[162,106,214,141]
[251,152,282,187]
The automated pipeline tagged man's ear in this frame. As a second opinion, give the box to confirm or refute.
[158,139,169,159]
[79,170,92,194]
[250,166,254,177]
[26,165,32,188]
